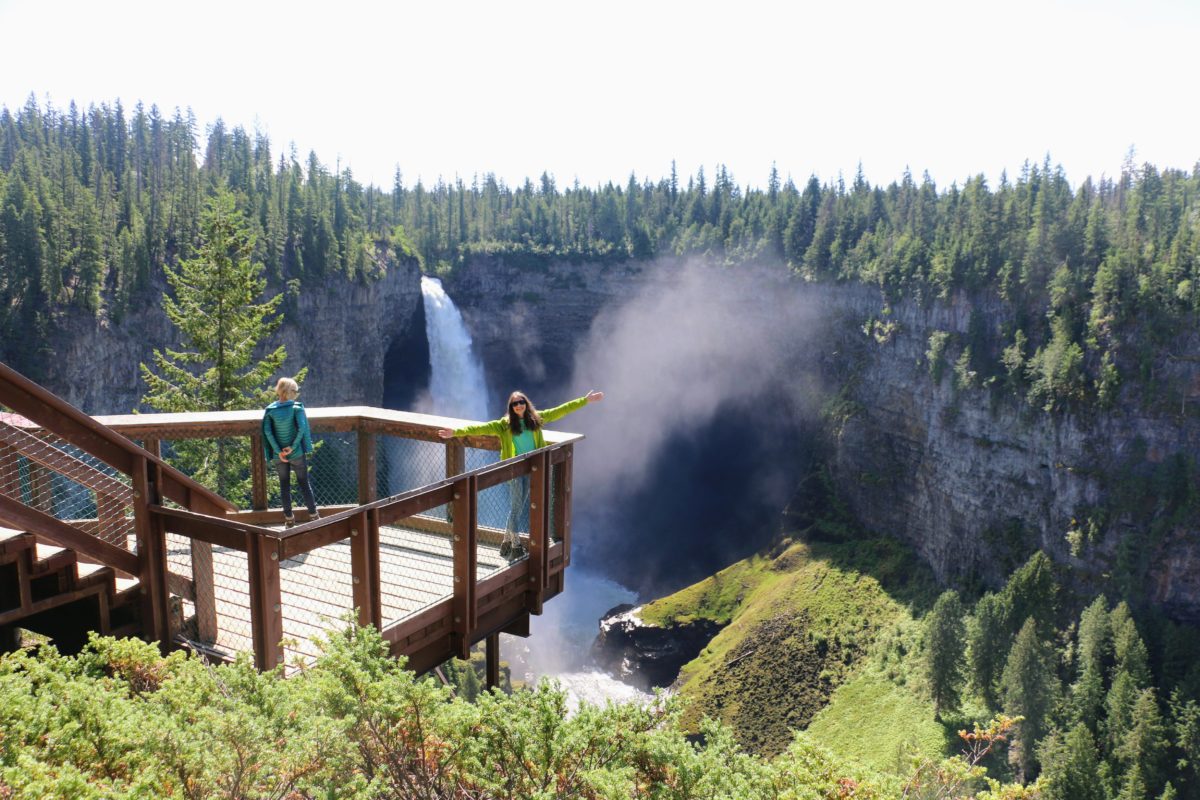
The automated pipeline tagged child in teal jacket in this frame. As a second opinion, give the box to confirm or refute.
[262,377,319,527]
[438,389,603,558]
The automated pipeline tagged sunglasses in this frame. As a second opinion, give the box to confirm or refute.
[510,400,527,408]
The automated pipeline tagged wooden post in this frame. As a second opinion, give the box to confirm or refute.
[486,633,500,689]
[451,475,477,658]
[247,531,283,670]
[250,432,268,511]
[559,446,574,566]
[526,451,550,615]
[132,457,170,647]
[445,439,465,479]
[27,461,51,513]
[350,509,381,629]
[140,438,217,641]
[357,430,377,505]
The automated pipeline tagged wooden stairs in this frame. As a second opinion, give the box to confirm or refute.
[0,527,141,652]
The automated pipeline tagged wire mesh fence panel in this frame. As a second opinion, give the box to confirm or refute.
[379,501,458,629]
[158,436,255,511]
[278,537,356,670]
[169,539,255,659]
[0,411,135,552]
[301,432,358,509]
[375,435,453,509]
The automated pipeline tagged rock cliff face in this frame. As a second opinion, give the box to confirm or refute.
[31,251,1200,620]
[40,258,424,415]
[813,284,1200,620]
[441,255,651,397]
[591,603,722,691]
[445,260,1200,620]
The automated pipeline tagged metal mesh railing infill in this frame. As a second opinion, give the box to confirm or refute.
[0,409,135,552]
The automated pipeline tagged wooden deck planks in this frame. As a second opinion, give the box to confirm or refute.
[166,522,519,665]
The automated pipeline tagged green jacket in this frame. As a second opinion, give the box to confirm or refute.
[452,396,588,460]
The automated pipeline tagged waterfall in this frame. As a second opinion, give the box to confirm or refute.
[416,275,651,708]
[420,275,490,420]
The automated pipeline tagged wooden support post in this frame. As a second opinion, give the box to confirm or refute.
[358,430,377,505]
[247,531,283,670]
[350,509,381,629]
[141,437,216,641]
[132,458,170,648]
[527,451,550,615]
[559,446,574,566]
[190,538,218,642]
[445,439,465,479]
[486,633,500,689]
[250,432,268,511]
[451,475,477,658]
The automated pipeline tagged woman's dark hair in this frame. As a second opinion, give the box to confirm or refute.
[506,391,541,434]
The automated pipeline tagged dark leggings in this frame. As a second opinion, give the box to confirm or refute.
[276,454,317,516]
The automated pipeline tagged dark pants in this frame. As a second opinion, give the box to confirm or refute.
[276,454,317,516]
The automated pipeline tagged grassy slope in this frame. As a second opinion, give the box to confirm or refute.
[804,670,953,772]
[640,534,942,758]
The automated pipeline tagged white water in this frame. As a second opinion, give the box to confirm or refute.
[418,277,651,708]
[420,275,490,421]
[504,569,654,709]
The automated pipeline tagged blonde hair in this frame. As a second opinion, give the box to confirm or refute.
[275,377,300,401]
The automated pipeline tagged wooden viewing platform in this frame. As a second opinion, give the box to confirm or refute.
[0,362,581,679]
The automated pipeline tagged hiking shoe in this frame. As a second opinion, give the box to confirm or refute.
[284,515,296,529]
[499,540,512,558]
[510,544,528,561]
[309,510,321,521]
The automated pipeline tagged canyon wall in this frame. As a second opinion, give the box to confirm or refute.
[33,252,1200,619]
[40,257,424,415]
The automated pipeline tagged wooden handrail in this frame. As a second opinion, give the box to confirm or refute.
[0,361,235,513]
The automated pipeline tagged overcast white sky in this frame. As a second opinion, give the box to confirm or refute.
[1,0,1196,191]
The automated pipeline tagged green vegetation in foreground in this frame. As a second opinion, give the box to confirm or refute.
[0,625,1032,799]
[642,535,939,757]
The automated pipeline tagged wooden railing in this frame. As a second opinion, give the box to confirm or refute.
[94,407,581,671]
[0,362,236,645]
[0,359,583,672]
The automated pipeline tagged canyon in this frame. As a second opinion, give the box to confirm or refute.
[30,253,1200,622]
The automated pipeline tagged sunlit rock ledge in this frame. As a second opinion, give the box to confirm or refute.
[591,603,722,692]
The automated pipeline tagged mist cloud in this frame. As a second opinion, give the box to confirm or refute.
[562,261,826,507]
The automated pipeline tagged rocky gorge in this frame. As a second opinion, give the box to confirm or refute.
[29,253,1200,625]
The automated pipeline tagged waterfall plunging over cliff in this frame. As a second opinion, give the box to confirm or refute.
[420,276,490,420]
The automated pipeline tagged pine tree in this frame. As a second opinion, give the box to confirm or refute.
[1001,616,1060,780]
[969,592,1006,708]
[139,189,289,502]
[923,590,966,718]
[1037,723,1105,800]
[1117,688,1170,797]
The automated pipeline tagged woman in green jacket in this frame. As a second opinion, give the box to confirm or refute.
[438,389,602,558]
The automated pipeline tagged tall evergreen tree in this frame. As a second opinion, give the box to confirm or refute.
[139,189,288,502]
[923,589,966,718]
[1037,723,1105,800]
[1001,617,1060,781]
